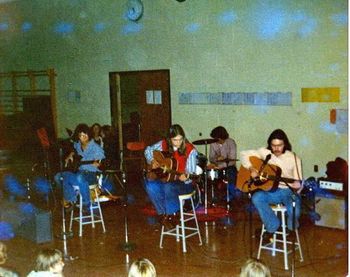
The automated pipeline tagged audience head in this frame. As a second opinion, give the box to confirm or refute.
[91,123,102,137]
[0,241,7,265]
[239,258,271,277]
[34,248,64,275]
[101,125,114,139]
[128,258,156,277]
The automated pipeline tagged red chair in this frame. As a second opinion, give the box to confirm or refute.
[124,141,146,173]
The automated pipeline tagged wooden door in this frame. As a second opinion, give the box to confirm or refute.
[109,69,171,152]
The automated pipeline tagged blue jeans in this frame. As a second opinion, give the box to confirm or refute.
[252,188,301,233]
[218,166,238,200]
[55,171,114,206]
[144,178,193,215]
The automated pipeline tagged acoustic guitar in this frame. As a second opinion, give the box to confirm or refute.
[236,156,299,193]
[147,150,199,182]
[65,154,108,172]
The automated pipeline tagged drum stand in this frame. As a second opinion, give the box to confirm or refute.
[202,141,216,225]
[223,160,231,212]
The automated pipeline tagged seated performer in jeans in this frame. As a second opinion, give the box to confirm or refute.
[55,123,114,210]
[208,126,238,202]
[144,124,198,228]
[240,129,303,236]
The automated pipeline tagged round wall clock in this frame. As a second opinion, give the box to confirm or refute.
[126,0,144,21]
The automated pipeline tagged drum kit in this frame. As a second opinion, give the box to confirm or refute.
[192,138,239,214]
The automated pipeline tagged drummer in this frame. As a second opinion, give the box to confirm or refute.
[208,126,238,202]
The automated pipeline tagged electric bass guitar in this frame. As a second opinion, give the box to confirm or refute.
[147,150,199,182]
[236,156,299,193]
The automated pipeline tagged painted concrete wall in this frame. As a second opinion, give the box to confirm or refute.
[0,0,347,178]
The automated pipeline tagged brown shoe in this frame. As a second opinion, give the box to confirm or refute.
[168,214,179,226]
[63,200,74,212]
[161,215,175,229]
[262,232,273,244]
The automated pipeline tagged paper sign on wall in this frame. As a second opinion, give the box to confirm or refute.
[146,90,162,105]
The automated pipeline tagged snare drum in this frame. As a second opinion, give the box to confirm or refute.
[208,168,219,181]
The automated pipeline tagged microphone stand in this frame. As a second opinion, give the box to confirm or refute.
[283,180,299,277]
[246,179,254,258]
[119,149,135,261]
[58,147,75,262]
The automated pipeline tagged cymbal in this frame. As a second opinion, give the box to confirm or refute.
[192,138,218,145]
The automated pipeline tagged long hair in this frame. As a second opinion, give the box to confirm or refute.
[240,258,271,277]
[210,126,229,140]
[267,129,292,152]
[34,248,63,272]
[166,124,186,155]
[128,258,156,277]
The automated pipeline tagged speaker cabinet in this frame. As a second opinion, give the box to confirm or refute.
[16,210,53,243]
[315,195,347,230]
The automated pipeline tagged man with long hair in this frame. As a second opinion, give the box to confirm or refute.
[240,129,303,236]
[144,124,198,228]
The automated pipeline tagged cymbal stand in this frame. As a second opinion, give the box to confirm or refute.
[203,141,209,215]
[202,141,216,226]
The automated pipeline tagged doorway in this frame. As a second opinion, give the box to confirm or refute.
[109,69,171,160]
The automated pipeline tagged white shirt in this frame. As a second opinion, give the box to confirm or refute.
[240,147,303,189]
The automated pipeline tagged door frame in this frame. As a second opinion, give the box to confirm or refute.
[109,69,171,155]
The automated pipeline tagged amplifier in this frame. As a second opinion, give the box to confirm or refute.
[16,210,53,243]
[319,180,343,191]
[315,194,347,230]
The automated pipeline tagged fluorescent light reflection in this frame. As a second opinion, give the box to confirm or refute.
[184,23,200,33]
[21,22,32,32]
[54,22,74,34]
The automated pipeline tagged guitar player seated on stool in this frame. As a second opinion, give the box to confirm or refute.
[144,124,198,228]
[54,123,115,211]
[239,129,303,239]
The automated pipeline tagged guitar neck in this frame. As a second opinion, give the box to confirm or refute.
[264,173,299,184]
[160,166,197,179]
